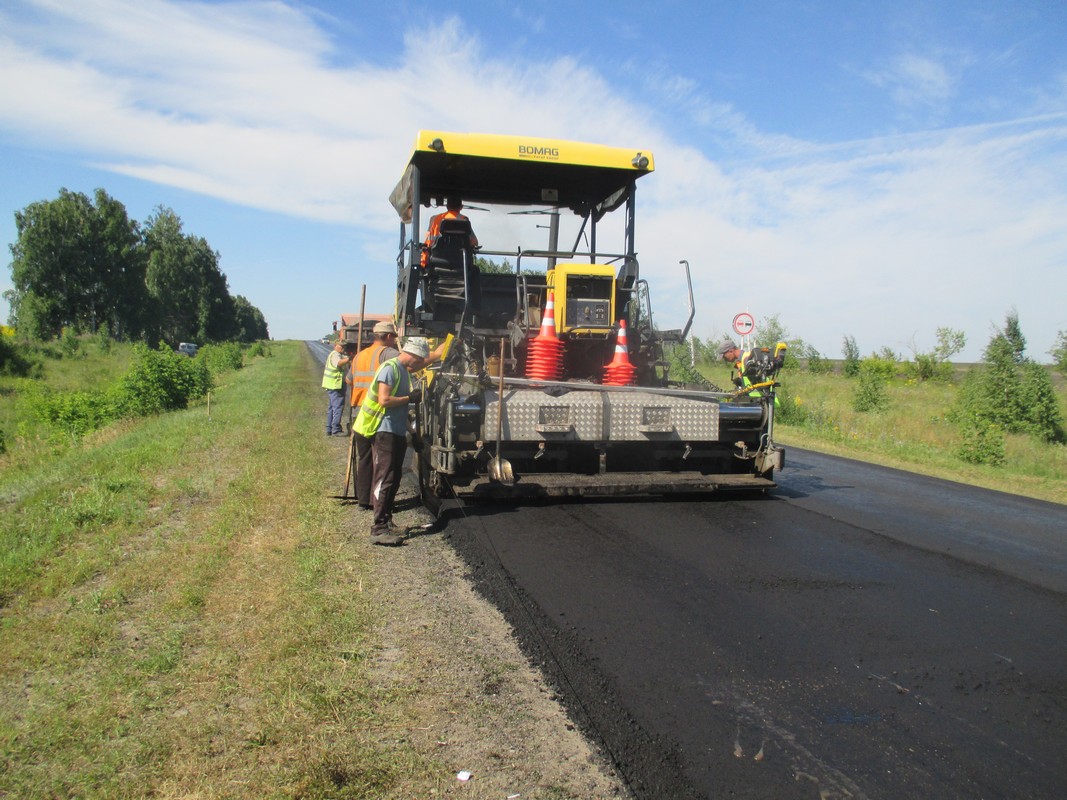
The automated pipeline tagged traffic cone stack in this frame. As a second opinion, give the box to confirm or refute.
[525,290,565,381]
[602,319,637,386]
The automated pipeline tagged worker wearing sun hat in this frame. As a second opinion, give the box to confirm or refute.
[354,337,430,545]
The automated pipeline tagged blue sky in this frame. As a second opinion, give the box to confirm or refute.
[1,0,1065,361]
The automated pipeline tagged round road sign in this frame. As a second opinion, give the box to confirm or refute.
[733,312,755,336]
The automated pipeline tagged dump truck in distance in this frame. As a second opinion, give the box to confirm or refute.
[388,131,783,503]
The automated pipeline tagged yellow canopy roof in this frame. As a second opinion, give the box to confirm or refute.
[389,131,654,223]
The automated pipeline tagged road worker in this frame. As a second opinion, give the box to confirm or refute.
[349,321,401,510]
[421,197,479,267]
[718,339,785,399]
[354,338,431,545]
[321,340,353,436]
[350,321,401,409]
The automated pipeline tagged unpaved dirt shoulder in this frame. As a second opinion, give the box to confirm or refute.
[342,444,630,799]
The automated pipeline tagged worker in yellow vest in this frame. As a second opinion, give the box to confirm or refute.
[349,321,400,509]
[354,338,430,545]
[718,340,786,402]
[321,340,352,436]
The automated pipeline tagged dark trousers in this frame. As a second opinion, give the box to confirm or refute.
[370,431,407,535]
[354,432,373,506]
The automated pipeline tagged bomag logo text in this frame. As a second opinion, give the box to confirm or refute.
[518,145,560,160]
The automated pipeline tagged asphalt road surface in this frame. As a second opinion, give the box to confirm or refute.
[440,450,1067,799]
[306,341,1067,798]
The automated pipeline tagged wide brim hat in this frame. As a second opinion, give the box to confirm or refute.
[401,338,430,359]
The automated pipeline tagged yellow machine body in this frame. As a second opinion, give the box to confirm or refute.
[548,263,616,335]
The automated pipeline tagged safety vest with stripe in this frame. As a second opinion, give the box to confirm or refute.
[349,342,387,407]
[728,351,761,397]
[735,351,780,405]
[321,350,344,390]
[354,358,403,437]
[421,210,478,266]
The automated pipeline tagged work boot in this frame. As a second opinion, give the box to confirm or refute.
[370,532,404,546]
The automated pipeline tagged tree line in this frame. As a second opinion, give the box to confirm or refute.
[4,188,268,345]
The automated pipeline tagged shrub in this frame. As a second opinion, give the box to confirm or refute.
[957,415,1006,466]
[842,335,861,378]
[1050,331,1067,377]
[1017,361,1065,443]
[803,345,834,375]
[907,328,965,383]
[954,332,1064,444]
[775,386,836,431]
[861,355,897,381]
[196,342,243,375]
[774,386,806,425]
[908,353,954,383]
[27,387,120,439]
[0,337,42,378]
[852,361,890,413]
[116,343,212,416]
[246,341,272,359]
[60,327,81,358]
[95,323,113,354]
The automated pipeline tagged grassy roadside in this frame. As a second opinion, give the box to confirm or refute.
[774,425,1067,504]
[701,363,1067,505]
[0,342,441,797]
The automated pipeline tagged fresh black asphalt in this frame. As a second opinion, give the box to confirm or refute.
[441,451,1067,799]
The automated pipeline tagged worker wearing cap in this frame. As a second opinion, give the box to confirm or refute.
[719,339,760,395]
[321,340,353,436]
[719,339,784,399]
[347,321,401,509]
[354,337,430,545]
[349,321,401,409]
[421,197,479,267]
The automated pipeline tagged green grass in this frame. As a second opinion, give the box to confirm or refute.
[0,341,440,798]
[701,361,1067,504]
[0,337,136,455]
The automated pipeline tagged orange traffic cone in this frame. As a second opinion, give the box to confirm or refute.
[525,290,565,381]
[602,319,637,386]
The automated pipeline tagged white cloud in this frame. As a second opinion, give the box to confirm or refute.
[862,51,967,115]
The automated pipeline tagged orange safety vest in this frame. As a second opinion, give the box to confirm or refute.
[349,342,388,407]
[421,210,478,266]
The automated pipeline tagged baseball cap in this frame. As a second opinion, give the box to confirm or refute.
[718,340,738,357]
[372,320,396,335]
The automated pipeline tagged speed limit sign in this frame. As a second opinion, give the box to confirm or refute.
[732,312,755,336]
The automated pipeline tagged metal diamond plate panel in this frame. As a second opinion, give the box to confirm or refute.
[606,392,719,440]
[482,388,722,441]
[484,388,603,440]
